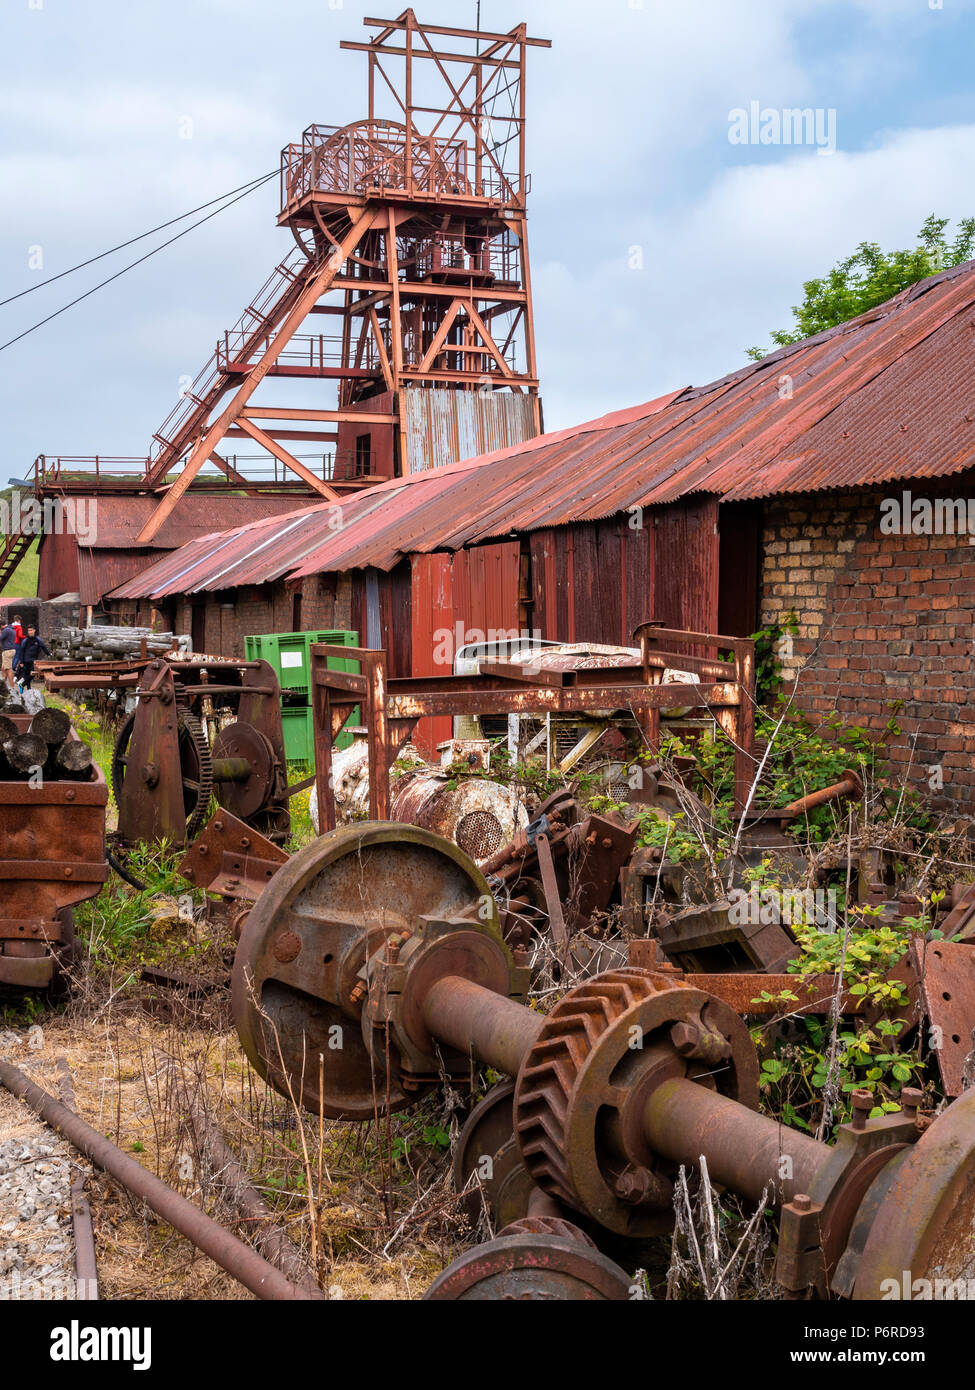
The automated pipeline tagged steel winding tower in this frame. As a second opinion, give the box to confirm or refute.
[136,10,549,543]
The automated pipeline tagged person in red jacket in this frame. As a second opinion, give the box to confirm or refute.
[11,615,23,644]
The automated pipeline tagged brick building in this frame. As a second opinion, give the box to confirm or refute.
[109,259,975,805]
[760,482,975,804]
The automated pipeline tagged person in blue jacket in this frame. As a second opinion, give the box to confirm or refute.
[14,625,51,689]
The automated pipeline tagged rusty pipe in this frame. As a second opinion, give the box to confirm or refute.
[422,975,545,1079]
[643,1076,829,1207]
[0,1060,324,1301]
[211,756,253,783]
[781,770,863,818]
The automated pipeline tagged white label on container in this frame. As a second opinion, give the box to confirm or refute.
[281,652,304,669]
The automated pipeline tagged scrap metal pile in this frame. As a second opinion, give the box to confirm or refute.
[230,822,975,1301]
[174,627,975,1298]
[5,624,975,1302]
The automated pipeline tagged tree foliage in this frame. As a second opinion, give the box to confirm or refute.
[747,215,975,361]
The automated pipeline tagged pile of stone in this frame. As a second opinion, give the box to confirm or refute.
[0,1034,81,1301]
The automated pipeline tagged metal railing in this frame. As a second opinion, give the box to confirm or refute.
[33,455,151,486]
[280,122,522,209]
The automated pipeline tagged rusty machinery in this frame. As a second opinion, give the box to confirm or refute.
[0,712,108,991]
[231,821,975,1301]
[42,657,290,848]
[309,736,530,865]
[308,624,758,832]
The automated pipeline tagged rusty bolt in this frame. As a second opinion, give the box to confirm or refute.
[214,820,225,833]
[240,836,251,849]
[183,868,195,881]
[792,1193,812,1213]
[273,931,301,965]
[585,833,597,846]
[513,946,529,968]
[601,838,613,849]
[386,934,403,964]
[670,1022,698,1056]
[63,867,73,878]
[901,1087,923,1116]
[851,1089,874,1130]
[615,1168,652,1205]
[350,981,367,1005]
[197,844,208,855]
[669,1020,732,1063]
[65,789,75,802]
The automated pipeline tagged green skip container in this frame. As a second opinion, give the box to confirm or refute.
[244,629,360,763]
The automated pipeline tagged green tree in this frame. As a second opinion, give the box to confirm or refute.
[747,215,975,361]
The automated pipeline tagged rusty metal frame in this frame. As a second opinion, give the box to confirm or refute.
[40,13,549,542]
[309,626,756,832]
[0,713,108,989]
[41,658,291,848]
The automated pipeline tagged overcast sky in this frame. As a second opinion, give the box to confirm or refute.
[1,0,974,471]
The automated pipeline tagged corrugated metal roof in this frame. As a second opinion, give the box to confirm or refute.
[111,259,975,602]
[83,494,309,549]
[78,548,160,606]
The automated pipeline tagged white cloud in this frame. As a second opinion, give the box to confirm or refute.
[535,122,975,428]
[0,0,972,466]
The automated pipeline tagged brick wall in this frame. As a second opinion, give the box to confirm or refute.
[759,480,975,807]
[106,574,354,657]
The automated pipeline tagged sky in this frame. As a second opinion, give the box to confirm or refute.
[1,0,975,471]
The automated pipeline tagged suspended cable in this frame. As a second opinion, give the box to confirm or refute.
[0,169,277,308]
[0,169,278,354]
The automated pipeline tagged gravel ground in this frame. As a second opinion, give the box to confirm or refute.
[0,1028,88,1301]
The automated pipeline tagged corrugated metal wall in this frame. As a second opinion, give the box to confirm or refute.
[408,541,521,753]
[652,497,719,636]
[403,387,541,473]
[527,498,719,647]
[37,529,80,601]
[451,542,522,638]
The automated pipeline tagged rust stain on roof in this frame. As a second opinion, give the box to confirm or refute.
[111,260,975,601]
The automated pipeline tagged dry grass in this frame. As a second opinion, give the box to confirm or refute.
[14,1007,470,1301]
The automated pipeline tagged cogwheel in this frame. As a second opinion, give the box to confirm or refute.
[513,966,757,1235]
[498,1215,596,1246]
[178,709,213,840]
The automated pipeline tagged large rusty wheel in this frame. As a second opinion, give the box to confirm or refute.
[423,1225,633,1301]
[232,823,491,1120]
[112,708,213,841]
[852,1089,975,1299]
[453,1081,537,1229]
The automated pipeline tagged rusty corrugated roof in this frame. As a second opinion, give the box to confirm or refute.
[111,259,975,601]
[83,494,310,549]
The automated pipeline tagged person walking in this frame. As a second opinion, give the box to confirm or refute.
[0,619,18,692]
[14,625,51,690]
